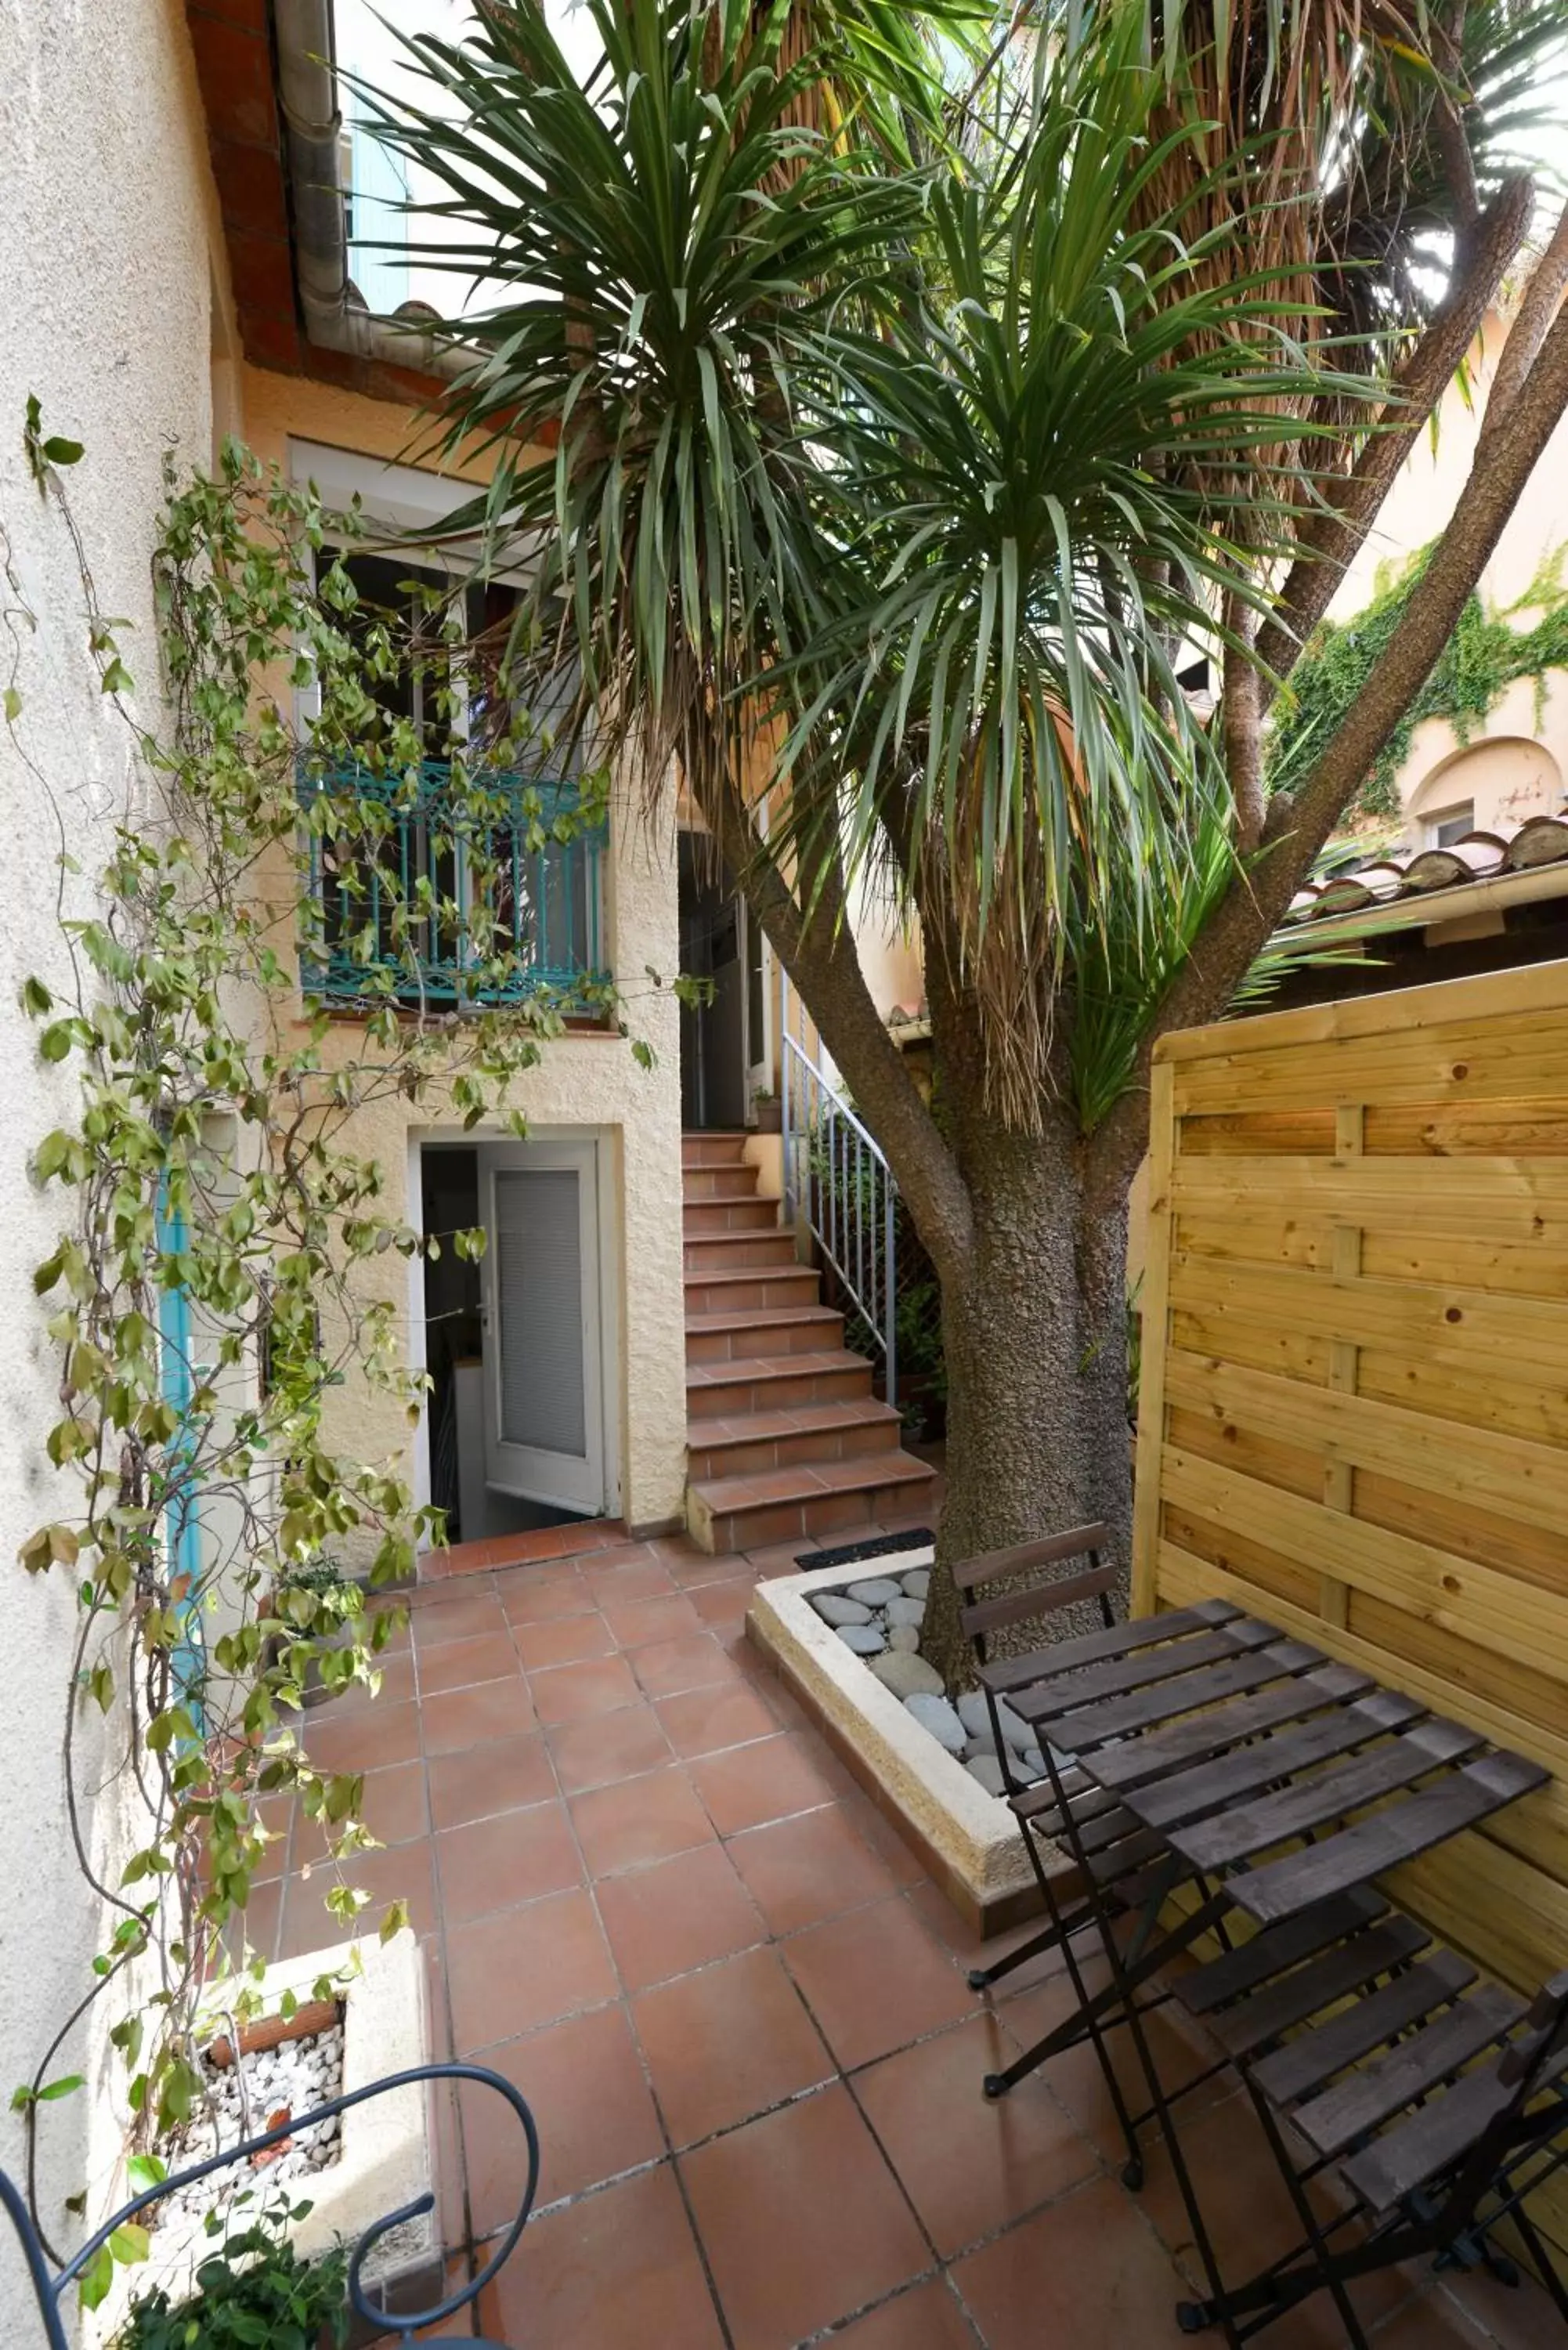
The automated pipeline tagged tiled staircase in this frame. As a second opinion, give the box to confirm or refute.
[682,1131,938,1553]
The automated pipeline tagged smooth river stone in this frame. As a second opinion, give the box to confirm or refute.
[956,1690,1034,1755]
[869,1648,944,1699]
[838,1624,886,1655]
[900,1568,931,1600]
[904,1692,966,1753]
[885,1596,926,1628]
[956,1693,991,1741]
[846,1577,903,1606]
[813,1593,873,1628]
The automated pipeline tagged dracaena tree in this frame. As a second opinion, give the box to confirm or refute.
[371,0,1568,1681]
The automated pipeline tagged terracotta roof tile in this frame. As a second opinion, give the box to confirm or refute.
[1282,816,1568,927]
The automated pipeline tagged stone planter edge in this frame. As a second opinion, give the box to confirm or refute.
[94,1929,438,2342]
[746,1555,1060,1936]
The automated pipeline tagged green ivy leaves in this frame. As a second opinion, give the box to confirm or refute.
[23,393,85,484]
[1267,544,1568,825]
[13,424,685,2274]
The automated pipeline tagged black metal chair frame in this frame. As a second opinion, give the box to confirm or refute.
[1176,1974,1568,2345]
[1,2060,539,2348]
[956,1528,1234,2194]
[1028,1686,1254,2342]
[957,1541,1317,2350]
[957,1534,1568,2347]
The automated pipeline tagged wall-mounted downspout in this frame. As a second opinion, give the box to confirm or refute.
[273,0,468,379]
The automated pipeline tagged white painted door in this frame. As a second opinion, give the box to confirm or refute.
[741,895,772,1106]
[479,1141,605,1513]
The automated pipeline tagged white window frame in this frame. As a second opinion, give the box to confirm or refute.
[1424,802,1476,851]
[287,439,604,997]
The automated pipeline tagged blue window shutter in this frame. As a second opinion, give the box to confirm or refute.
[156,1184,207,1724]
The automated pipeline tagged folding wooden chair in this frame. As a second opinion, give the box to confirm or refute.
[956,1523,1222,2182]
[1172,1947,1568,2343]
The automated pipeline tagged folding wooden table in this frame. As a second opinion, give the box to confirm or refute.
[981,1598,1548,2345]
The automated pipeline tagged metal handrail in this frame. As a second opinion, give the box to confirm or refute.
[5,2060,538,2348]
[779,975,898,1408]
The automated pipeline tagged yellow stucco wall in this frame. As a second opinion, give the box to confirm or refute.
[237,367,689,1545]
[1331,299,1568,841]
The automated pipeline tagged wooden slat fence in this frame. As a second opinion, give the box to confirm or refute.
[1133,960,1568,2044]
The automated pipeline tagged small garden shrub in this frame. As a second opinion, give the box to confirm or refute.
[118,2211,349,2350]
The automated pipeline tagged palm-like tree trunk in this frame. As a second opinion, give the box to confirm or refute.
[392,0,1568,1694]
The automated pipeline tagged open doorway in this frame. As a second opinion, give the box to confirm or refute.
[678,832,768,1129]
[421,1141,609,1545]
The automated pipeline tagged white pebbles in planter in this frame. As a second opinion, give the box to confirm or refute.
[157,2020,346,2230]
[809,1570,1048,1792]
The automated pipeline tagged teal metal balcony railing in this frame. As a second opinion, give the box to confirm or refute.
[297,761,609,1009]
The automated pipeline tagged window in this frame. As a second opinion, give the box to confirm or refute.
[1425,803,1475,849]
[314,551,459,974]
[301,552,605,1007]
[342,116,410,315]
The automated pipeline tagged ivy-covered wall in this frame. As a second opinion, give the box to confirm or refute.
[1,0,232,2285]
[1266,547,1568,822]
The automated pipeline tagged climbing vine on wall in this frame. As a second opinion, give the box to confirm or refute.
[1266,544,1568,820]
[2,424,668,2291]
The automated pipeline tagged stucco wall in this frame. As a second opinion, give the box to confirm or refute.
[848,872,926,1021]
[1402,697,1566,837]
[291,804,688,1548]
[239,367,690,1543]
[1330,299,1568,839]
[0,0,226,2301]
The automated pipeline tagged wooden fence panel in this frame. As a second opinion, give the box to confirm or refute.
[1133,957,1568,2073]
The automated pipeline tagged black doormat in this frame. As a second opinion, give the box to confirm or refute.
[797,1528,934,1571]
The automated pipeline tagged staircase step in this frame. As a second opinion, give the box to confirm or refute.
[682,1230,798,1274]
[686,1350,876,1417]
[684,1264,820,1316]
[684,1197,779,1236]
[686,1397,903,1483]
[683,1164,761,1201]
[686,1448,938,1555]
[685,1304,844,1363]
[682,1132,751,1169]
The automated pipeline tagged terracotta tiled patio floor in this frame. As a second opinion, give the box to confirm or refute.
[260,1527,1565,2349]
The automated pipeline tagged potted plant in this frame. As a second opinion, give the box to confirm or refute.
[261,1560,370,1710]
[118,2201,350,2350]
[750,1086,782,1133]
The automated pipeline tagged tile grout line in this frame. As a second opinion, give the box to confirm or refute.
[321,1542,1518,2350]
[520,1632,741,2350]
[420,1605,490,2307]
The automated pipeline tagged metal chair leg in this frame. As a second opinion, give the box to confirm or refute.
[966,1915,1073,1994]
[980,1809,1148,2187]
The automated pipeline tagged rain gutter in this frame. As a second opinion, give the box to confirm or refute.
[273,0,468,380]
[1276,859,1568,949]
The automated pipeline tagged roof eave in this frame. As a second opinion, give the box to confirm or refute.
[1274,857,1568,951]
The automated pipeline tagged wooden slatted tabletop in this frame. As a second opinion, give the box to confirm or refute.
[983,1602,1548,1928]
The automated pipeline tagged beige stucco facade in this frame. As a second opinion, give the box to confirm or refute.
[263,798,689,1548]
[237,367,689,1545]
[1330,298,1568,845]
